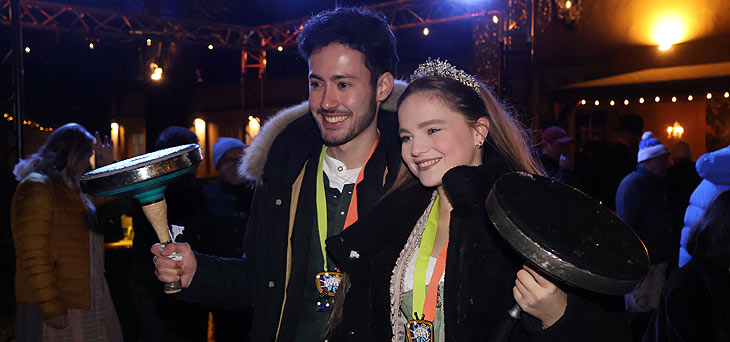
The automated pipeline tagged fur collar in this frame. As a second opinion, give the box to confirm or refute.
[239,79,407,183]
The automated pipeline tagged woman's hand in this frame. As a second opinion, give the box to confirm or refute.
[93,131,115,168]
[513,265,567,328]
[45,313,68,329]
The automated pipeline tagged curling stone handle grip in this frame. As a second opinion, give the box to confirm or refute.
[142,199,183,294]
[489,304,521,342]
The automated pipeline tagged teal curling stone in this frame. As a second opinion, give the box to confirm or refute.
[80,143,203,294]
[81,144,203,203]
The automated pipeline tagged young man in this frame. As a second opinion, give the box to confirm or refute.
[152,7,405,341]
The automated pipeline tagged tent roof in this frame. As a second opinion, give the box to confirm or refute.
[563,62,730,89]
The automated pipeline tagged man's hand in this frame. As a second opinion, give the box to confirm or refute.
[151,242,197,288]
[93,131,115,167]
[513,265,567,328]
[45,313,68,329]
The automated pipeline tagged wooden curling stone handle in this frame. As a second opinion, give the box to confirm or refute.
[141,199,183,294]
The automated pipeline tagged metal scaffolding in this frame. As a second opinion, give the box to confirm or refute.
[0,0,495,51]
[1,0,509,156]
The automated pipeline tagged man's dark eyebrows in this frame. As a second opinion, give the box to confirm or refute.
[309,73,324,81]
[331,74,356,81]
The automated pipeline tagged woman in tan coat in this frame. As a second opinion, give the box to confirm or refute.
[11,123,122,341]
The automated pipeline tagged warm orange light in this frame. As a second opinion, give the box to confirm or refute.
[247,116,261,139]
[725,92,729,98]
[89,42,95,50]
[653,15,685,51]
[149,63,163,81]
[655,96,660,102]
[565,0,572,9]
[594,100,600,106]
[639,97,645,103]
[667,121,684,139]
[624,99,629,105]
[194,118,205,133]
[671,96,677,102]
[146,38,152,46]
[580,99,586,105]
[707,93,712,99]
[610,100,615,106]
[688,95,693,101]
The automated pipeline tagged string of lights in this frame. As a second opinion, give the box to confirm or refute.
[3,113,53,132]
[579,91,730,106]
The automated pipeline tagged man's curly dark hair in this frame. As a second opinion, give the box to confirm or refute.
[298,7,398,86]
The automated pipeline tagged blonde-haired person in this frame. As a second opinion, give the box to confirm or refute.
[11,123,122,341]
[325,60,630,341]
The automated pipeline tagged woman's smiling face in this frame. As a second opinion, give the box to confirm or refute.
[398,91,487,188]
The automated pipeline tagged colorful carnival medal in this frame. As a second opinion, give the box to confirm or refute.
[406,196,448,342]
[313,139,378,312]
[406,313,434,342]
[314,271,342,312]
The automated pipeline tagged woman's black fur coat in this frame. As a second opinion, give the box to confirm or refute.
[326,156,631,341]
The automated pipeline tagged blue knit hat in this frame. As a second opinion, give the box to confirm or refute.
[212,137,245,169]
[637,131,669,163]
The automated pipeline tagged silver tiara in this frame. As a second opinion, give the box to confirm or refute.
[409,58,483,98]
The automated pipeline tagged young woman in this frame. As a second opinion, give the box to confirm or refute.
[643,190,730,341]
[326,60,629,341]
[12,123,122,341]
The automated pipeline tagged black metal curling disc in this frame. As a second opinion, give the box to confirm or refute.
[485,172,649,295]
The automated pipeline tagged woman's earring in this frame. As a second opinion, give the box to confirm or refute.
[477,140,485,148]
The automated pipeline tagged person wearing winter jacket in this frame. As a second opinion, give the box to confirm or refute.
[678,144,730,268]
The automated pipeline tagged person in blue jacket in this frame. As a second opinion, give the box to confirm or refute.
[678,144,730,268]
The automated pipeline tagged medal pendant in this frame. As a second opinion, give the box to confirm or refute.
[315,271,342,297]
[406,319,433,342]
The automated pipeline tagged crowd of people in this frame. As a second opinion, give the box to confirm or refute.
[7,6,729,342]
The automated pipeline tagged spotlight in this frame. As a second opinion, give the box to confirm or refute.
[580,99,586,105]
[594,100,599,106]
[725,92,729,98]
[624,99,629,105]
[492,15,499,24]
[146,39,152,46]
[423,27,430,36]
[89,42,95,50]
[655,96,660,102]
[24,46,30,53]
[610,100,615,106]
[208,44,214,50]
[565,0,572,9]
[639,97,645,103]
[671,96,677,102]
[706,93,712,99]
[688,95,693,101]
[277,46,283,52]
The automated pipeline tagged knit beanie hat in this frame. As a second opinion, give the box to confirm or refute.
[212,137,245,169]
[637,131,669,163]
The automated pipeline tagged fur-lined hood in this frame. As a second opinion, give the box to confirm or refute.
[239,80,407,183]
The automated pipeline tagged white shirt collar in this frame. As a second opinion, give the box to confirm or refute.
[322,148,362,192]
